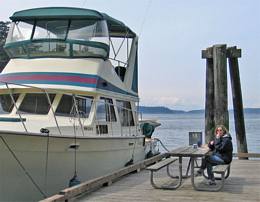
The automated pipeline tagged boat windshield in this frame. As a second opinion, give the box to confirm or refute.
[5,19,109,59]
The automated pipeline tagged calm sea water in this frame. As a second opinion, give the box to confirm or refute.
[142,112,260,153]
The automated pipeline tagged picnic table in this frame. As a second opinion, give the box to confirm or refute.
[147,145,231,191]
[168,146,210,189]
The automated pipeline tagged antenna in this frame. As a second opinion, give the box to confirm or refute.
[139,0,153,38]
[82,0,88,7]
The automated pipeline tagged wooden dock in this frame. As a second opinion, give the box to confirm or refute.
[42,157,260,202]
[74,159,260,202]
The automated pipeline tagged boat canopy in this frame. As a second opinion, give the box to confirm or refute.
[10,7,136,38]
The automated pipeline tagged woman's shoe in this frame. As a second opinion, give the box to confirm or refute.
[195,169,203,177]
[208,179,216,185]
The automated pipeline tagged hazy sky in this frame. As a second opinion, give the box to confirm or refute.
[1,0,259,110]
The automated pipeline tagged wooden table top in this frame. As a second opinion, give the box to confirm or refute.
[168,146,210,157]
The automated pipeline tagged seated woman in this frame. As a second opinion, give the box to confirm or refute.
[197,125,233,185]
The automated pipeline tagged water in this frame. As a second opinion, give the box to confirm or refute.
[142,112,260,153]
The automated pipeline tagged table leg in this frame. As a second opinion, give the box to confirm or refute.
[167,157,190,179]
[178,157,183,181]
[191,157,198,190]
[185,158,191,177]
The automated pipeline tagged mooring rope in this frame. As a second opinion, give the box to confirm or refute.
[44,133,50,193]
[73,122,78,176]
[154,138,170,152]
[0,136,47,198]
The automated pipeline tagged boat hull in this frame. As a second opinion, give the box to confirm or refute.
[0,132,145,201]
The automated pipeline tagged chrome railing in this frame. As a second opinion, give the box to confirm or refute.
[0,81,140,137]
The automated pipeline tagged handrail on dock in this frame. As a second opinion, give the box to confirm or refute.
[233,152,260,158]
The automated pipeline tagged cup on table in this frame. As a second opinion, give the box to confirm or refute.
[193,144,198,149]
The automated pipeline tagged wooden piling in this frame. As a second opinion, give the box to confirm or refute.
[213,44,229,129]
[202,47,215,143]
[203,44,248,158]
[227,47,248,159]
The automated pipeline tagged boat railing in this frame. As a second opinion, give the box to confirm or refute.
[109,34,132,68]
[0,81,141,137]
[109,58,127,67]
[4,83,28,132]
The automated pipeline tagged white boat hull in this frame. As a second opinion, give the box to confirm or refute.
[0,132,146,201]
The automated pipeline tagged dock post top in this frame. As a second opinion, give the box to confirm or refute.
[202,45,241,59]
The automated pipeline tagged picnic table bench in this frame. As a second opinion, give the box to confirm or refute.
[146,157,179,189]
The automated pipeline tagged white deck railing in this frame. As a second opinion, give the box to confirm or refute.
[0,81,141,137]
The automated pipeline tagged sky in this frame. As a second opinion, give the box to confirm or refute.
[0,0,259,110]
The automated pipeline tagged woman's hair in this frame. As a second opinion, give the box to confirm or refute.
[214,125,229,135]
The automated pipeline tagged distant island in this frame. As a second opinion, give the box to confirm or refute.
[139,106,260,114]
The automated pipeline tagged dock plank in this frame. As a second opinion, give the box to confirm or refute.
[76,159,260,202]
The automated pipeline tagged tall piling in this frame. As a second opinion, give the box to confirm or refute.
[227,47,248,159]
[213,44,229,129]
[202,44,248,158]
[202,47,215,143]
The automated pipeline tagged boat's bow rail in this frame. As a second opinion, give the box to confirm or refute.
[0,81,142,137]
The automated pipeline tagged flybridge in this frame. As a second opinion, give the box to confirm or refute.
[3,7,139,94]
[5,7,136,65]
[9,7,136,38]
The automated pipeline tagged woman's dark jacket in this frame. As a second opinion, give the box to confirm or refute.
[208,134,233,164]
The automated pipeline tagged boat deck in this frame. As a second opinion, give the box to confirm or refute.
[75,159,260,202]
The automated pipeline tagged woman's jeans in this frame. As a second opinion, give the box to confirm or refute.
[201,154,225,180]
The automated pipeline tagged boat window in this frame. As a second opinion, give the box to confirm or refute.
[55,94,93,118]
[96,97,116,122]
[5,20,109,59]
[5,46,28,58]
[68,20,109,45]
[116,100,134,126]
[0,94,19,114]
[18,93,55,115]
[28,42,70,57]
[33,20,68,40]
[6,21,33,43]
[73,44,107,58]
